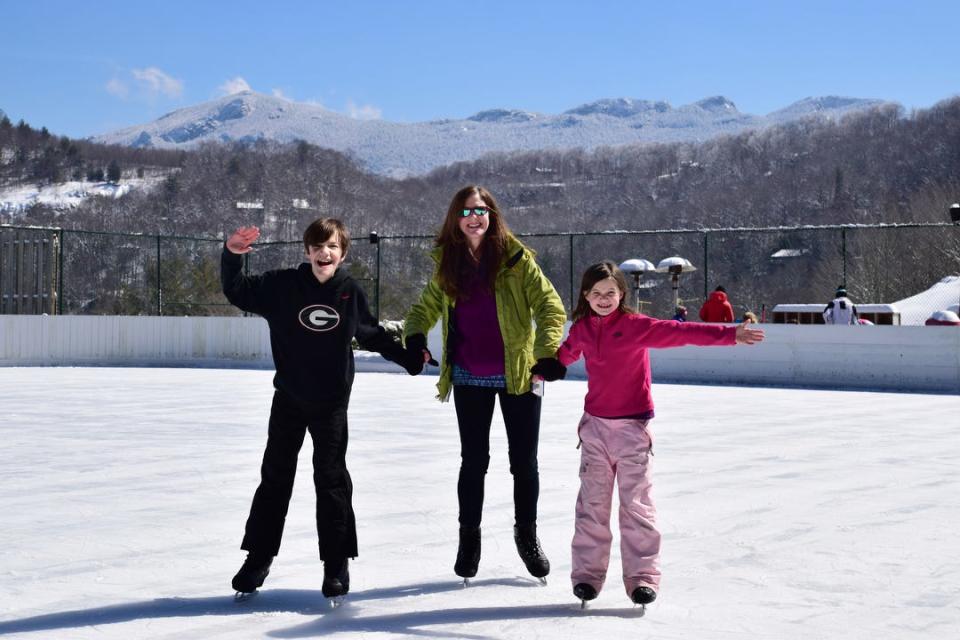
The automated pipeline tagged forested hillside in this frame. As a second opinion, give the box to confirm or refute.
[5,98,958,237]
[2,99,958,319]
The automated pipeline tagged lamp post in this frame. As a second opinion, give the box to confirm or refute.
[656,256,696,312]
[618,259,656,311]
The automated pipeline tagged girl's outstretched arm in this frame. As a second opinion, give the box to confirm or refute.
[735,322,765,345]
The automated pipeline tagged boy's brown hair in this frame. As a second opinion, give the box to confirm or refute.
[303,218,351,255]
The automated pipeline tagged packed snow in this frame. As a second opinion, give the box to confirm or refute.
[0,367,957,639]
[893,275,960,325]
[0,178,162,216]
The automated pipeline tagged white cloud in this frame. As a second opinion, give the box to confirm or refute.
[131,67,184,99]
[346,100,382,120]
[105,78,129,99]
[218,77,252,96]
[271,88,291,101]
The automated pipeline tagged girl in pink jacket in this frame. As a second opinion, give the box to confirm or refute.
[532,261,764,609]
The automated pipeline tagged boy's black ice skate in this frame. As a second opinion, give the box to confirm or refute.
[573,583,597,609]
[232,552,273,594]
[514,523,550,582]
[322,557,350,599]
[454,526,481,582]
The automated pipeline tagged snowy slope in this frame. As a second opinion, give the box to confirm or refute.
[0,368,957,639]
[893,275,960,324]
[91,91,885,177]
[0,179,151,214]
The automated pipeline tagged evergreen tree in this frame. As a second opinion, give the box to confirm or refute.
[107,160,122,183]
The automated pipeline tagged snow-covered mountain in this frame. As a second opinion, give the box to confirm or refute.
[92,92,884,177]
[765,96,883,124]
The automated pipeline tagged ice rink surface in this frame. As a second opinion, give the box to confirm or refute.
[1,368,957,639]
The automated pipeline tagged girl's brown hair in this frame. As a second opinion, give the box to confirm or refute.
[435,185,513,299]
[572,260,636,321]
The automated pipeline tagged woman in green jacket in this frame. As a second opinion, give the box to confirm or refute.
[404,185,567,582]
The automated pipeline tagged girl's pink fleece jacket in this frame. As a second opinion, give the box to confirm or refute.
[557,310,737,418]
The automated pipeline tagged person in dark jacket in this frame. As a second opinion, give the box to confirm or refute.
[698,286,735,322]
[221,219,421,599]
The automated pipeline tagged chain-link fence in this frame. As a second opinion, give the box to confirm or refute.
[2,222,958,323]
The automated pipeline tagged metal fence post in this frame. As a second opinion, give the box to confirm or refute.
[156,234,162,316]
[568,234,575,311]
[55,229,63,315]
[375,238,382,321]
[703,230,709,300]
[841,226,847,287]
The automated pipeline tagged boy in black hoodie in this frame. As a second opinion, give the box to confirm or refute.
[222,219,421,598]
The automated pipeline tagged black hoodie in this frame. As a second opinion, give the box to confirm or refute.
[221,247,407,411]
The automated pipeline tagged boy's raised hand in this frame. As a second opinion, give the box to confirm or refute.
[226,226,261,254]
[735,321,765,345]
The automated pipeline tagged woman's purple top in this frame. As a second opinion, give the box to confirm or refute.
[452,262,506,376]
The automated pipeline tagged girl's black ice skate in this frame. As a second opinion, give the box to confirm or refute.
[631,586,656,605]
[574,583,597,609]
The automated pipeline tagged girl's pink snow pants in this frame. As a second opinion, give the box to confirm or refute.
[570,412,660,596]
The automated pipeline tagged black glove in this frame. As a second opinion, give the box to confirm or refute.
[404,333,438,375]
[401,348,426,376]
[530,357,566,381]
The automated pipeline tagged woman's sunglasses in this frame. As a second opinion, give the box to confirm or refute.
[459,207,491,218]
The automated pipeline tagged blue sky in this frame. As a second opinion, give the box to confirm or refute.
[1,0,958,138]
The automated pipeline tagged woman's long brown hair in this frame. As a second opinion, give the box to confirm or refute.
[571,261,637,321]
[435,185,513,299]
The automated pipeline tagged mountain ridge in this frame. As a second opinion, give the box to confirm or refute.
[92,91,886,177]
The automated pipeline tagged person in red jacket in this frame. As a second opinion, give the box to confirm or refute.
[531,261,763,609]
[699,285,735,322]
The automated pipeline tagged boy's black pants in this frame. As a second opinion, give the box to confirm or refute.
[452,385,542,529]
[241,391,357,560]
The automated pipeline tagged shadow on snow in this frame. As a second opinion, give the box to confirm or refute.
[0,576,643,637]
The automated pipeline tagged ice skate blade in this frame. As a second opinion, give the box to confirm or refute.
[328,595,346,608]
[579,599,588,610]
[234,591,258,602]
[634,603,646,616]
[538,577,547,586]
[461,578,470,588]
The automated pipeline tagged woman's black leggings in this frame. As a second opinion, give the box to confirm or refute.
[452,384,542,529]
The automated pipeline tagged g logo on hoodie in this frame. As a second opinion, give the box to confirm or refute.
[299,305,340,332]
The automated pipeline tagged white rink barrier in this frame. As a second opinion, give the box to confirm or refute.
[1,315,958,394]
[1,315,273,369]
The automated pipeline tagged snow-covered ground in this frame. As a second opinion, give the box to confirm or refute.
[893,275,960,325]
[1,368,957,639]
[0,176,163,215]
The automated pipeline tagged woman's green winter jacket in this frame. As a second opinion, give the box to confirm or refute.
[404,236,567,401]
